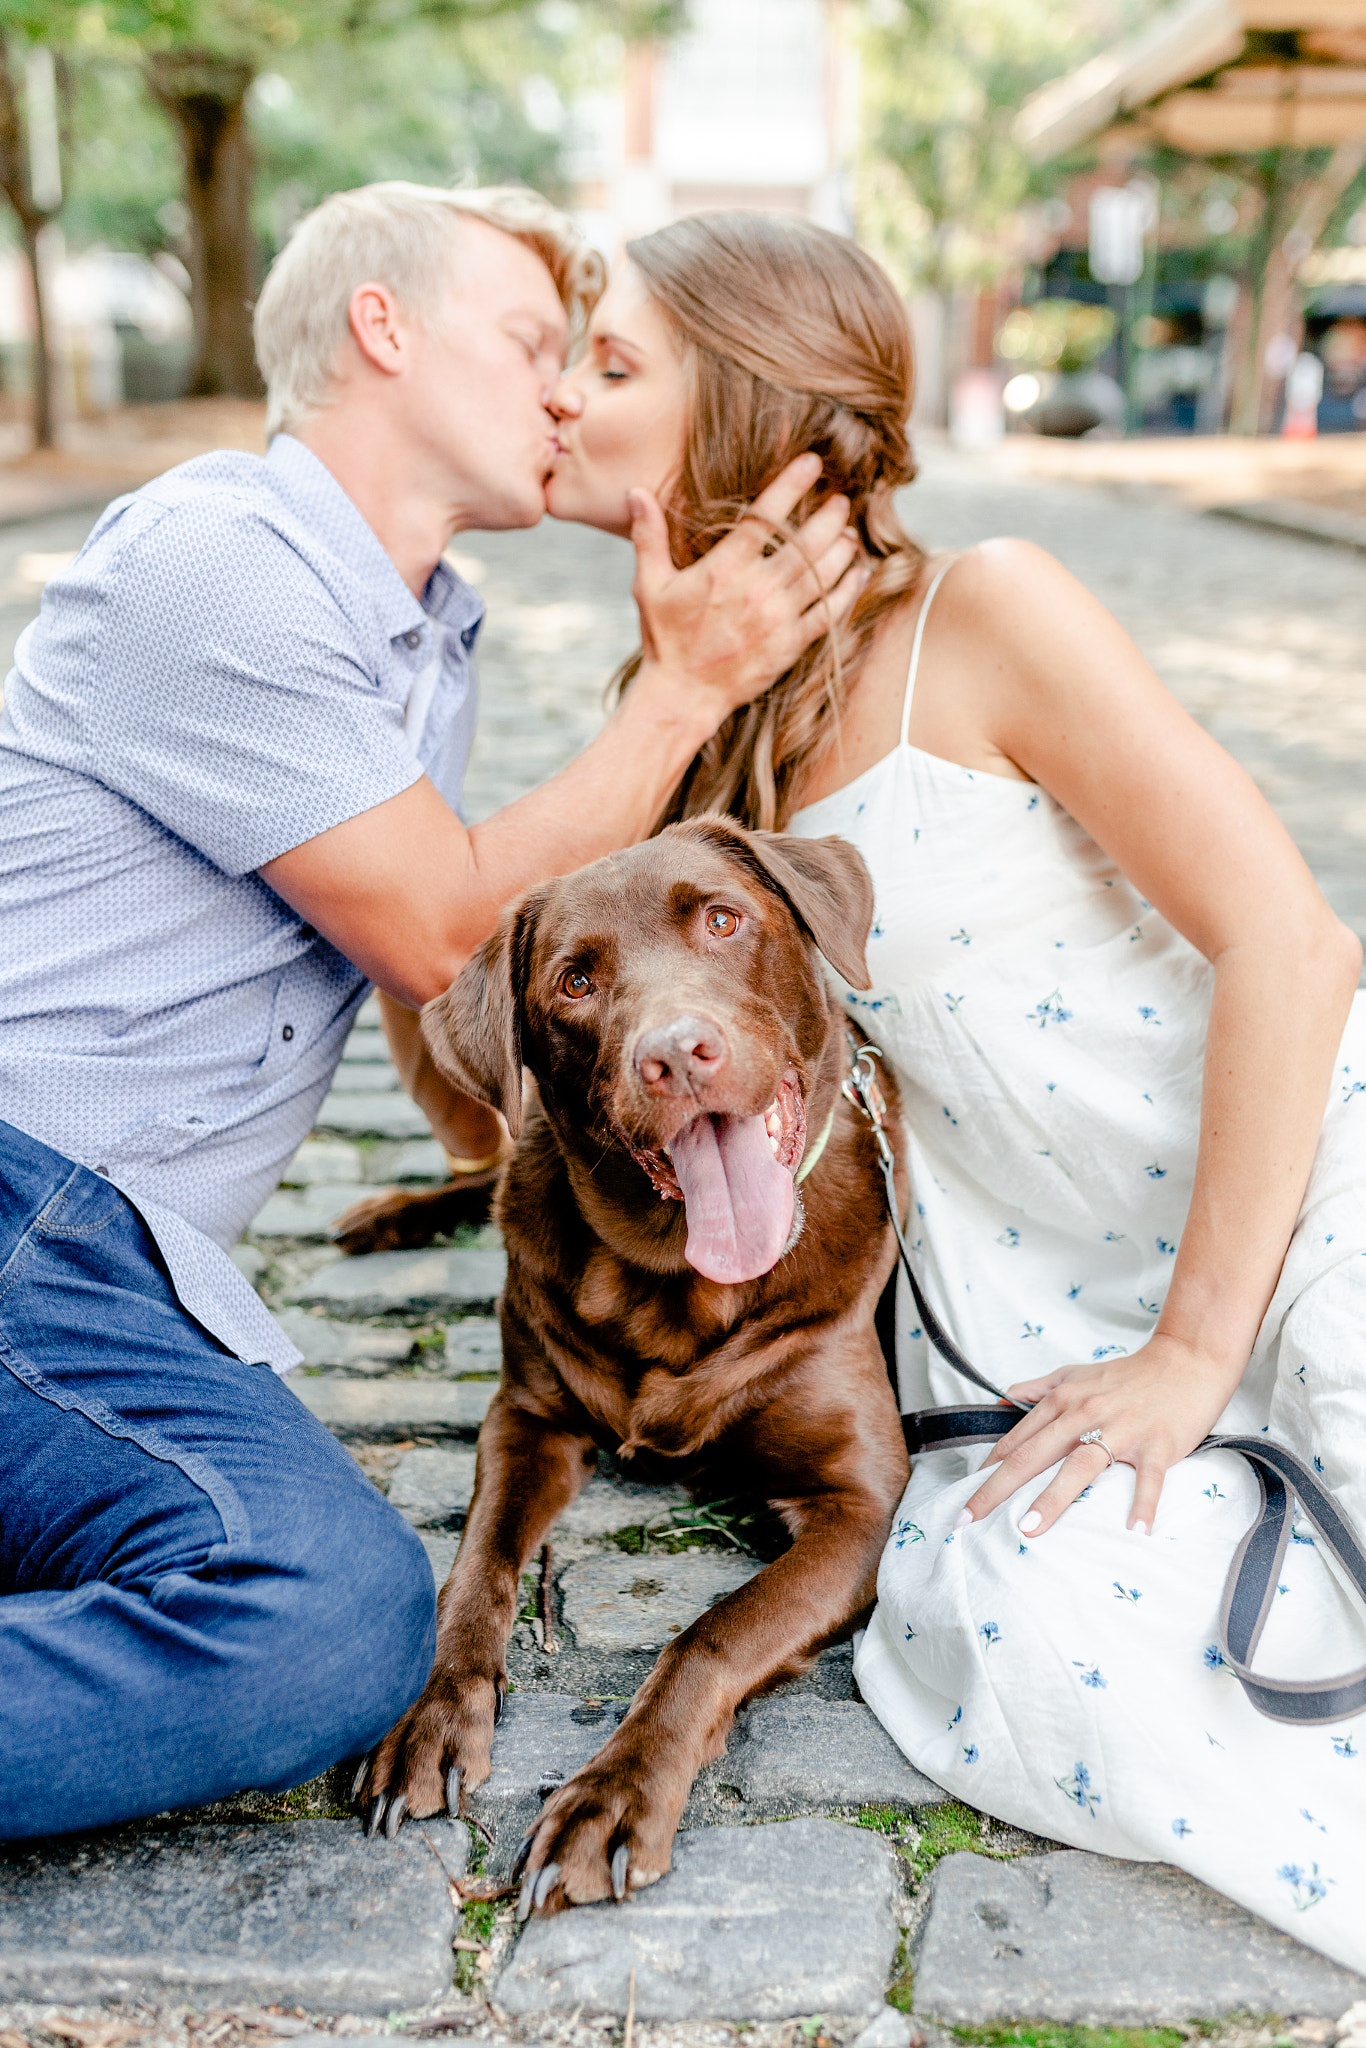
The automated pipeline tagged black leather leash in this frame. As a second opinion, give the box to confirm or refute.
[842,1029,1366,1727]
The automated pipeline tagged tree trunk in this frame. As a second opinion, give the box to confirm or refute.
[0,37,61,449]
[146,52,261,398]
[20,217,54,447]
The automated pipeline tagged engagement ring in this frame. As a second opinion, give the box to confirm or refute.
[1079,1428,1116,1468]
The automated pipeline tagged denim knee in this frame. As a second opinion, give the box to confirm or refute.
[267,1494,437,1766]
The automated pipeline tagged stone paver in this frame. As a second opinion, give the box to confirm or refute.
[912,1849,1366,2023]
[445,1315,502,1371]
[494,1816,901,2020]
[466,1694,629,1874]
[251,1183,396,1240]
[327,1062,399,1094]
[388,1445,478,1526]
[559,1553,761,1653]
[280,1137,363,1186]
[274,1307,416,1369]
[0,1819,468,2012]
[337,1027,392,1063]
[288,1374,495,1439]
[294,1246,506,1317]
[723,1695,946,1814]
[555,1473,691,1540]
[314,1091,432,1139]
[391,1137,451,1181]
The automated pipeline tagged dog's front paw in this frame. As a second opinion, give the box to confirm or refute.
[354,1660,506,1837]
[332,1177,498,1256]
[512,1750,684,1914]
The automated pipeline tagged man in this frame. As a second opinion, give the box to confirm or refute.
[0,181,861,1837]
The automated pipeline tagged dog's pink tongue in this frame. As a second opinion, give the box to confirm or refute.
[667,1112,794,1284]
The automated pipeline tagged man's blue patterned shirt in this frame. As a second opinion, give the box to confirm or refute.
[0,433,483,1370]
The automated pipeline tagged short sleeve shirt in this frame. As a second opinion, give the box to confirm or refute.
[0,434,484,1370]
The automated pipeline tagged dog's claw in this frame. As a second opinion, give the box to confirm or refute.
[515,1869,537,1923]
[494,1676,507,1726]
[610,1844,630,1901]
[351,1753,372,1804]
[446,1765,462,1817]
[532,1861,562,1912]
[366,1796,386,1838]
[385,1792,407,1839]
[509,1831,534,1884]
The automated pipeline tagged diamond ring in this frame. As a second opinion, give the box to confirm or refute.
[1078,1428,1116,1468]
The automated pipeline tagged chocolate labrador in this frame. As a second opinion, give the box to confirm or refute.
[356,817,910,1912]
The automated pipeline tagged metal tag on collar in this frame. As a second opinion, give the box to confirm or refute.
[842,1034,888,1126]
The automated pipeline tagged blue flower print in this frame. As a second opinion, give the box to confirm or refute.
[904,1622,917,1642]
[943,1106,958,1125]
[1055,1761,1101,1817]
[1137,1005,1162,1025]
[1333,1736,1358,1758]
[963,1744,980,1764]
[1067,1283,1083,1299]
[948,1705,962,1730]
[1104,1230,1127,1242]
[892,1518,925,1549]
[979,1622,1002,1651]
[950,928,972,946]
[1314,1455,1325,1475]
[1129,925,1143,943]
[871,919,885,940]
[1113,1582,1142,1604]
[1293,1363,1307,1385]
[1076,1484,1093,1500]
[1073,1662,1107,1689]
[856,801,865,815]
[1027,793,1040,811]
[1277,1863,1329,1912]
[1344,1079,1365,1102]
[1278,1583,1289,1596]
[1139,1297,1161,1315]
[1029,990,1073,1030]
[943,991,966,1013]
[1172,1818,1193,1838]
[1145,1162,1168,1180]
[1092,1344,1125,1360]
[1018,1542,1029,1556]
[1157,1237,1176,1256]
[1046,1082,1057,1093]
[998,1228,1021,1249]
[1203,1483,1226,1501]
[1206,1732,1225,1749]
[1204,1644,1229,1671]
[1300,1808,1326,1833]
[1021,1321,1044,1340]
[1291,1521,1316,1547]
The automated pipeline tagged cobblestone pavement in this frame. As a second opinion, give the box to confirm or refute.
[5,456,1366,2041]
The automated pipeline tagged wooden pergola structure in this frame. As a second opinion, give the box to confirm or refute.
[1014,0,1366,430]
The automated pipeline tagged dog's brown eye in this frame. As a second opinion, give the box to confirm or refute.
[560,968,593,1000]
[705,907,740,938]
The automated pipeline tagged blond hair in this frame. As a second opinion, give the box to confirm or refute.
[254,181,605,439]
[621,212,924,833]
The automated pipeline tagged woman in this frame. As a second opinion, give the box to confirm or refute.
[544,212,1366,1969]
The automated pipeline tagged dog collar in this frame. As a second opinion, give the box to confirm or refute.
[796,1101,837,1185]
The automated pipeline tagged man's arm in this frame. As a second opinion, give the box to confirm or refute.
[261,461,862,1007]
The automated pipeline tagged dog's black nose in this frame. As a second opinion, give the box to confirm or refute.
[634,1015,728,1096]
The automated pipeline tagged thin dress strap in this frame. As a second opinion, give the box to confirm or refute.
[899,559,955,750]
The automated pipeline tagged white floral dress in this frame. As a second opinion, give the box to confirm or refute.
[789,565,1366,1972]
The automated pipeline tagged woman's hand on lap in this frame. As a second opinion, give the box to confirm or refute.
[958,1336,1245,1540]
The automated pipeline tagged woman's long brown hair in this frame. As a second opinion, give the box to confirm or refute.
[617,211,925,833]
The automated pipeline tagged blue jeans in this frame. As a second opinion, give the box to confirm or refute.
[0,1121,436,1840]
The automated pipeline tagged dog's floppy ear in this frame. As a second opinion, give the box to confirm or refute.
[420,894,543,1138]
[693,820,875,991]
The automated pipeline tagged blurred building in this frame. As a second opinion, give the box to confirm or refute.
[567,0,855,261]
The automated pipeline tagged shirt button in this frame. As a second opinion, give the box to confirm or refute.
[403,629,422,649]
[282,1024,294,1042]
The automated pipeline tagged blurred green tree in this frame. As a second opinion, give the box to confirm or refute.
[854,0,1151,297]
